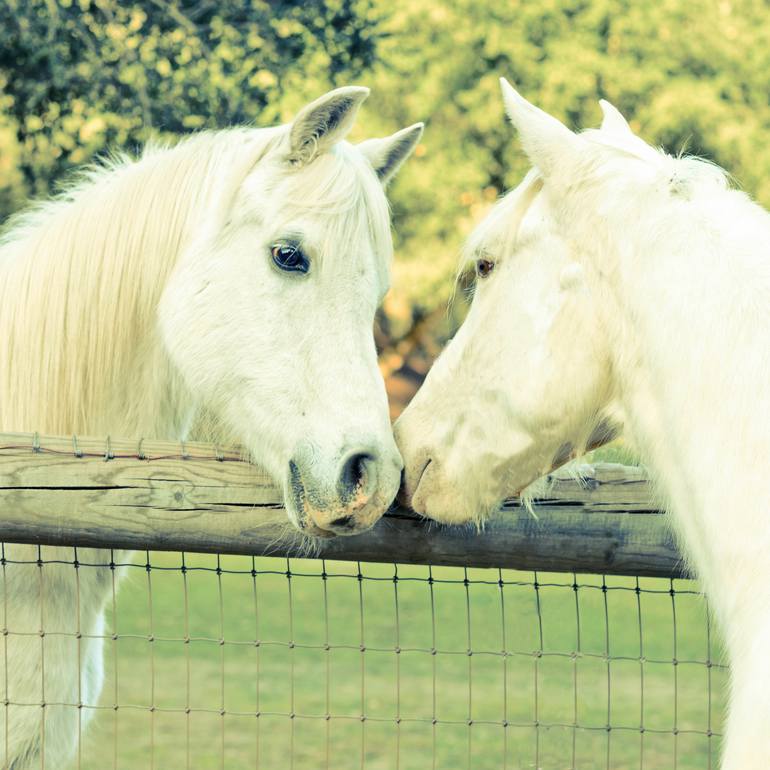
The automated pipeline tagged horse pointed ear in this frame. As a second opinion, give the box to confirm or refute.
[499,77,585,178]
[358,123,424,184]
[599,99,632,135]
[288,86,369,166]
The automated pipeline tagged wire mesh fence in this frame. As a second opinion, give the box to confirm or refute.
[0,545,726,770]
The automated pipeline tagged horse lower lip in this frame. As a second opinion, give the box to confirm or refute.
[301,522,337,539]
[330,525,366,537]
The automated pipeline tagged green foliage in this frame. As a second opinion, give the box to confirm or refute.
[3,0,770,333]
[362,0,770,320]
[0,0,383,202]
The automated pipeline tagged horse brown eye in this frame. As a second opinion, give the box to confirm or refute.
[476,258,495,278]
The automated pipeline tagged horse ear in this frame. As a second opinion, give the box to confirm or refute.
[599,99,632,135]
[499,77,586,178]
[288,86,369,166]
[358,123,424,184]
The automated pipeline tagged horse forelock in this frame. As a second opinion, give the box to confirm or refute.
[265,141,394,275]
[459,169,546,275]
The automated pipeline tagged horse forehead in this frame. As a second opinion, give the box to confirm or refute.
[237,150,391,288]
[280,214,390,298]
[473,187,551,260]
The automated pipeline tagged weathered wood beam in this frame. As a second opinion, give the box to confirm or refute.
[0,432,684,578]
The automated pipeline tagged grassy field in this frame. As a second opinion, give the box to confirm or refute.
[68,553,727,770]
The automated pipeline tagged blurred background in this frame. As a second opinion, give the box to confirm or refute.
[2,0,770,416]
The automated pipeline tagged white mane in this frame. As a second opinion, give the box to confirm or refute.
[0,85,419,770]
[581,126,731,198]
[0,127,391,437]
[459,169,546,286]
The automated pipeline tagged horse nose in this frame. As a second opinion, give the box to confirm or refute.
[287,443,396,537]
[337,448,379,503]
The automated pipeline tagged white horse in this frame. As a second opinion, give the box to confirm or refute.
[0,86,422,768]
[396,80,770,769]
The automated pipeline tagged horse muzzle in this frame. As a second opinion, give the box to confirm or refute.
[287,441,401,537]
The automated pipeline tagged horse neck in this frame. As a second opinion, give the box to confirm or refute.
[597,192,770,621]
[0,131,271,439]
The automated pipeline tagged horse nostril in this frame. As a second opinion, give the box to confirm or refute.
[330,515,354,529]
[337,450,377,500]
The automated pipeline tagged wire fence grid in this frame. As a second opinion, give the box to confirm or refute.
[0,545,727,770]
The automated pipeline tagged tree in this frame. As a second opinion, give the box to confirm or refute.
[361,0,770,325]
[4,0,770,411]
[0,0,384,210]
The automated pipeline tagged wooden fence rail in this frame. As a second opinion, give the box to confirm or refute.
[0,432,685,578]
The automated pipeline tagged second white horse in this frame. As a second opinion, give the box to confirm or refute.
[397,80,770,769]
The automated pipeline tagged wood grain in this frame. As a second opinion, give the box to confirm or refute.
[0,432,685,577]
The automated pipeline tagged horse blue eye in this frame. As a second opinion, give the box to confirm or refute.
[271,244,309,274]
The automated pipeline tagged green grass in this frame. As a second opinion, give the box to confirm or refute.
[73,554,727,770]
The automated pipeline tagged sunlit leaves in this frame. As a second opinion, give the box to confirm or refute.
[0,0,382,210]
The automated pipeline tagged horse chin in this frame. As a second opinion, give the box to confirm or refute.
[414,492,489,526]
[298,509,383,539]
[299,521,338,540]
[408,462,484,525]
